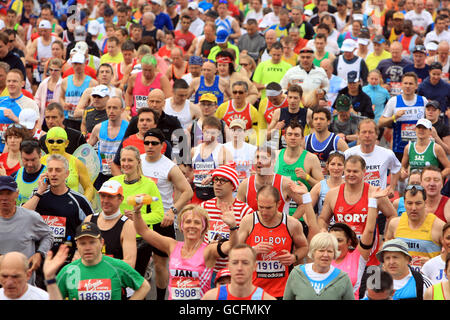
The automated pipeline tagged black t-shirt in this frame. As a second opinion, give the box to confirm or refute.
[39,125,87,155]
[433,117,450,140]
[1,50,26,80]
[84,106,108,133]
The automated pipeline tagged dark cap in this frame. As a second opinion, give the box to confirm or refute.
[166,0,177,7]
[75,222,102,240]
[353,1,362,10]
[104,6,114,17]
[299,47,314,54]
[0,176,18,192]
[373,34,386,44]
[347,70,360,83]
[144,128,165,142]
[205,10,219,19]
[425,100,440,109]
[337,0,347,6]
[335,94,351,111]
[413,45,427,54]
[429,61,443,70]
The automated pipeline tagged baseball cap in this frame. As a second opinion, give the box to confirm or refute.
[337,0,347,6]
[188,2,198,10]
[229,119,246,130]
[429,62,443,71]
[357,37,370,46]
[38,19,51,29]
[189,55,204,65]
[376,238,411,263]
[214,268,231,285]
[216,28,229,44]
[151,0,163,5]
[212,164,240,191]
[166,0,177,7]
[98,180,124,196]
[416,118,432,129]
[91,85,110,98]
[352,1,362,10]
[341,39,357,52]
[74,41,88,55]
[347,70,360,83]
[19,108,39,130]
[413,45,427,54]
[199,93,218,104]
[425,100,440,109]
[372,34,386,44]
[104,7,114,17]
[335,94,351,111]
[74,26,86,42]
[272,0,282,6]
[393,12,404,19]
[88,20,101,36]
[0,176,18,192]
[75,222,102,240]
[426,42,438,52]
[71,52,86,64]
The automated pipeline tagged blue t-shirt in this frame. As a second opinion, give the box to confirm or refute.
[403,64,430,83]
[362,84,391,123]
[155,12,173,31]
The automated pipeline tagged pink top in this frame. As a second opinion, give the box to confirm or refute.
[332,249,367,299]
[131,72,163,117]
[168,242,213,300]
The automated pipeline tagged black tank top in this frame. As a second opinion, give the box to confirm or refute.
[278,107,308,149]
[201,40,216,58]
[91,213,127,260]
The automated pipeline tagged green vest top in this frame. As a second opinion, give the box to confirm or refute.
[15,165,47,206]
[408,140,439,170]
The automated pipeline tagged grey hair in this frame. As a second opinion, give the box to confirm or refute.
[47,154,69,171]
[308,232,340,260]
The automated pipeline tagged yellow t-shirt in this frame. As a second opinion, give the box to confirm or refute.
[99,52,124,65]
[366,50,392,71]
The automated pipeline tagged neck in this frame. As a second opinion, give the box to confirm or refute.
[286,146,303,158]
[8,150,20,158]
[312,262,331,274]
[82,254,102,267]
[329,175,343,185]
[0,207,16,219]
[50,184,68,196]
[145,153,161,163]
[426,193,441,204]
[216,195,235,206]
[315,129,330,141]
[9,90,21,99]
[125,172,140,182]
[228,282,256,298]
[360,143,375,154]
[403,93,415,101]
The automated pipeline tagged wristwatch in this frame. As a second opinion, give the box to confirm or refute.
[170,206,178,215]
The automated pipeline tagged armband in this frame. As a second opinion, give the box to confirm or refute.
[44,278,56,286]
[368,198,377,208]
[359,239,374,250]
[217,238,229,258]
[302,193,312,204]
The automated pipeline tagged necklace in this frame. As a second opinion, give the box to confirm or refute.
[124,177,140,184]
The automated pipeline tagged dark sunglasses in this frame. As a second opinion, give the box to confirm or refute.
[144,140,161,146]
[233,90,245,95]
[405,184,424,191]
[7,123,23,129]
[47,139,65,144]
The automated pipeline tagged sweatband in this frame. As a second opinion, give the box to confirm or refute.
[302,193,312,204]
[368,198,377,208]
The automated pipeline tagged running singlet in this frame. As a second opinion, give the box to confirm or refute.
[246,211,293,298]
[65,75,92,120]
[245,174,288,214]
[98,120,128,176]
[261,96,289,125]
[192,144,221,200]
[305,132,339,176]
[0,96,25,152]
[434,196,449,223]
[394,212,441,272]
[333,182,380,266]
[131,72,163,117]
[408,140,439,170]
[90,213,128,260]
[331,249,367,299]
[217,285,265,300]
[194,75,224,105]
[168,242,213,300]
[430,282,447,300]
[392,95,425,153]
[221,101,253,130]
[277,107,308,149]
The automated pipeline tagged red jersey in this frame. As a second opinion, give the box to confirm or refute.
[262,96,289,125]
[62,65,97,80]
[222,101,253,130]
[246,174,288,214]
[174,30,195,53]
[333,182,380,266]
[246,212,293,298]
[434,196,449,223]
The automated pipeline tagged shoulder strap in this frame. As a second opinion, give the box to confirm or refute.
[410,267,424,300]
[217,285,228,300]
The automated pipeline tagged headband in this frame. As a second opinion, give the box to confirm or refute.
[216,56,233,64]
[266,89,282,97]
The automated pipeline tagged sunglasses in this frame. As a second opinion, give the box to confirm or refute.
[143,140,161,146]
[7,123,23,129]
[405,184,424,191]
[47,139,65,144]
[233,90,245,95]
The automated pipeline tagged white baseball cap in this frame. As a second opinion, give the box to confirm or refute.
[341,39,357,52]
[71,52,86,64]
[75,41,88,55]
[91,85,110,98]
[151,0,163,5]
[19,108,39,130]
[188,2,198,10]
[88,20,101,36]
[416,118,432,129]
[39,19,52,29]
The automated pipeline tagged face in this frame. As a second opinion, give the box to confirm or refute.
[246,23,257,35]
[91,95,108,109]
[137,111,156,134]
[368,72,380,86]
[437,45,449,62]
[21,150,41,174]
[171,50,183,66]
[429,69,442,85]
[391,44,403,61]
[330,230,349,257]
[6,134,22,151]
[147,92,165,114]
[413,52,426,66]
[314,38,326,52]
[217,62,229,77]
[265,32,277,49]
[100,193,122,215]
[287,91,301,109]
[254,150,272,175]
[299,52,314,69]
[76,236,103,265]
[217,3,228,16]
[213,175,234,198]
[45,134,68,155]
[312,246,335,269]
[344,161,365,185]
[6,72,23,95]
[270,48,283,64]
[401,76,418,95]
[312,112,330,133]
[199,100,217,117]
[164,33,174,45]
[404,191,426,221]
[44,109,64,129]
[142,63,155,81]
[0,189,18,212]
[7,34,15,51]
[0,259,29,299]
[48,63,61,78]
[188,64,202,77]
[46,159,69,187]
[285,126,303,148]
[415,125,431,140]
[326,156,345,178]
[421,170,443,197]
[202,125,220,143]
[228,248,256,285]
[257,194,279,222]
[204,26,215,42]
[181,211,205,240]
[441,228,450,253]
[232,85,247,105]
[180,17,191,31]
[106,98,123,121]
[131,27,142,40]
[107,40,119,55]
[72,62,84,74]
[201,62,216,79]
[358,122,378,146]
[144,135,162,159]
[117,11,127,25]
[120,149,139,175]
[382,252,410,278]
[425,105,440,122]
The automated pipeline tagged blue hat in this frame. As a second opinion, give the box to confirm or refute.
[189,56,204,65]
[216,28,229,44]
[0,176,18,192]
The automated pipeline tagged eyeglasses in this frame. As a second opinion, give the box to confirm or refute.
[7,123,23,129]
[143,140,161,146]
[405,184,424,191]
[232,90,245,95]
[47,139,65,144]
[213,177,230,185]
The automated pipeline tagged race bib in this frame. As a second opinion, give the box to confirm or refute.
[410,255,423,273]
[364,171,381,187]
[170,277,201,300]
[390,82,402,96]
[134,95,148,111]
[400,123,417,142]
[256,252,285,278]
[42,215,67,242]
[101,153,114,175]
[207,220,230,242]
[78,279,112,300]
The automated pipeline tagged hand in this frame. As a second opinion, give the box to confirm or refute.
[3,109,18,122]
[395,109,406,119]
[386,185,396,199]
[124,209,135,221]
[161,209,174,228]
[274,120,285,130]
[276,249,296,266]
[295,167,307,180]
[288,180,308,195]
[43,245,69,279]
[220,203,236,228]
[0,163,6,176]
[400,167,409,180]
[201,175,212,185]
[430,126,438,140]
[37,173,49,194]
[369,186,390,199]
[28,252,42,272]
[252,241,273,255]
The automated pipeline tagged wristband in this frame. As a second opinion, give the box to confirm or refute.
[302,193,312,204]
[305,174,311,181]
[229,225,239,231]
[368,198,377,208]
[392,115,396,123]
[44,278,56,286]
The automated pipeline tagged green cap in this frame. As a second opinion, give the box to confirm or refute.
[335,94,351,112]
[47,126,68,140]
[141,54,157,66]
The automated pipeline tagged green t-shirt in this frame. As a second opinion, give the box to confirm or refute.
[252,60,292,100]
[56,255,145,300]
[109,175,164,228]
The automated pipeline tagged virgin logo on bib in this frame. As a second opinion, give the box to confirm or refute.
[78,279,112,300]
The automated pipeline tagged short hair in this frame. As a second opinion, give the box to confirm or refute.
[316,23,330,34]
[121,40,136,52]
[116,27,128,37]
[344,155,366,170]
[421,165,443,181]
[202,116,222,131]
[46,102,64,117]
[402,71,418,84]
[287,84,303,97]
[404,184,427,201]
[231,80,249,92]
[286,119,304,134]
[97,63,114,76]
[257,185,280,203]
[229,244,257,262]
[312,107,331,121]
[327,151,345,165]
[8,68,24,81]
[181,14,192,21]
[49,57,63,69]
[173,79,189,90]
[107,36,120,45]
[130,22,143,31]
[308,232,340,260]
[246,18,258,25]
[4,124,29,140]
[367,269,394,293]
[266,82,282,91]
[20,139,41,155]
[0,61,10,73]
[0,32,9,45]
[178,204,210,236]
[357,118,380,136]
[315,33,327,41]
[47,154,69,171]
[435,14,448,23]
[271,41,283,51]
[137,107,159,123]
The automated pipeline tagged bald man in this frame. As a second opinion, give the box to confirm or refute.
[0,252,49,300]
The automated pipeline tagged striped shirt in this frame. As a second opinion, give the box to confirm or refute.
[201,198,254,272]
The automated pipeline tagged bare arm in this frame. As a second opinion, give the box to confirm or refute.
[121,220,137,268]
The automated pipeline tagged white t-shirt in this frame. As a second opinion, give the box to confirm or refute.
[303,263,337,294]
[422,255,448,285]
[259,12,279,29]
[0,285,49,300]
[404,10,433,33]
[344,145,401,189]
[224,142,257,181]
